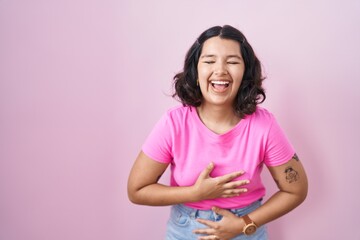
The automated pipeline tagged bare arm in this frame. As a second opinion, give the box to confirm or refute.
[248,154,308,226]
[127,151,195,205]
[127,151,249,206]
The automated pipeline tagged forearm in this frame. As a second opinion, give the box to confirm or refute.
[128,183,198,206]
[248,190,307,227]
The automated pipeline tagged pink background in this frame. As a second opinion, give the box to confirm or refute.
[1,0,359,239]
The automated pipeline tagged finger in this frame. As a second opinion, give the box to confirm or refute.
[221,192,245,198]
[221,193,244,198]
[223,179,250,189]
[199,162,215,179]
[196,218,217,228]
[221,188,248,196]
[212,206,233,217]
[193,227,215,235]
[198,235,219,240]
[216,170,245,183]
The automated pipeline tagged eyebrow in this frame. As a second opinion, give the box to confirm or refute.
[200,54,242,59]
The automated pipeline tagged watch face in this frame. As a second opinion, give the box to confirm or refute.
[244,224,257,235]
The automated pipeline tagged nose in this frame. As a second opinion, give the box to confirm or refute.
[214,62,228,75]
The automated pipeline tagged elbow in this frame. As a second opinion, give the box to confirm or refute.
[127,185,147,205]
[296,181,309,205]
[127,177,143,205]
[127,191,137,204]
[298,189,308,205]
[128,196,141,205]
[301,177,309,202]
[127,188,141,205]
[300,184,309,203]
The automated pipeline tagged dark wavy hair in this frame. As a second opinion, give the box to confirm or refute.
[172,25,266,118]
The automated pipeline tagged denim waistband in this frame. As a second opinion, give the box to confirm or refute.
[172,199,262,221]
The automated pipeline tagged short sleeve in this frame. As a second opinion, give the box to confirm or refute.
[263,117,295,167]
[142,113,173,164]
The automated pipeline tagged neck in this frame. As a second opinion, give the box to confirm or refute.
[196,104,240,134]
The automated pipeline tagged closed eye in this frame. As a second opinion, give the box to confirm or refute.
[227,61,240,64]
[203,61,215,64]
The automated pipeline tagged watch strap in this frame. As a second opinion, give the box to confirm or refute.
[242,214,253,225]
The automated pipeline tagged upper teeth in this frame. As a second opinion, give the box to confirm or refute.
[211,81,229,85]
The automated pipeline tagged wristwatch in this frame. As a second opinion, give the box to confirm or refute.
[242,214,258,236]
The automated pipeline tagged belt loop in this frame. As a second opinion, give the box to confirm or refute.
[190,210,197,219]
[212,210,218,221]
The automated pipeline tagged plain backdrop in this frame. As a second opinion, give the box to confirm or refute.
[1,0,359,239]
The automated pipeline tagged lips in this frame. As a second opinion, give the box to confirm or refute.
[210,80,230,92]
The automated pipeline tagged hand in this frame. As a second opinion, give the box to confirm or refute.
[193,207,245,240]
[193,162,249,201]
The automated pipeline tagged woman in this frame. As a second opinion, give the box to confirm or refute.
[127,25,308,240]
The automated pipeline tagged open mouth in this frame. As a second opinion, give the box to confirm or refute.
[210,80,230,92]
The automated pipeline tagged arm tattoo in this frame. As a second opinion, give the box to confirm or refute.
[285,166,299,183]
[293,153,300,161]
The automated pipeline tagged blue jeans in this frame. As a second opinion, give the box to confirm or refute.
[166,200,268,240]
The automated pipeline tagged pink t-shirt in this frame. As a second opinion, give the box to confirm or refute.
[142,105,295,210]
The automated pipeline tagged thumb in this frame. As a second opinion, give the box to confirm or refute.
[212,206,232,217]
[199,162,214,179]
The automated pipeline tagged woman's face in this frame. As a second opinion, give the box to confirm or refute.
[197,36,245,108]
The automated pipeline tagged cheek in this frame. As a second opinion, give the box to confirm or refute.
[234,69,245,79]
[232,79,243,91]
[197,69,209,79]
[197,65,212,78]
[231,73,245,88]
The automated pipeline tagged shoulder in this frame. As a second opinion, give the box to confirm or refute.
[164,105,194,122]
[247,106,275,125]
[160,105,197,136]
